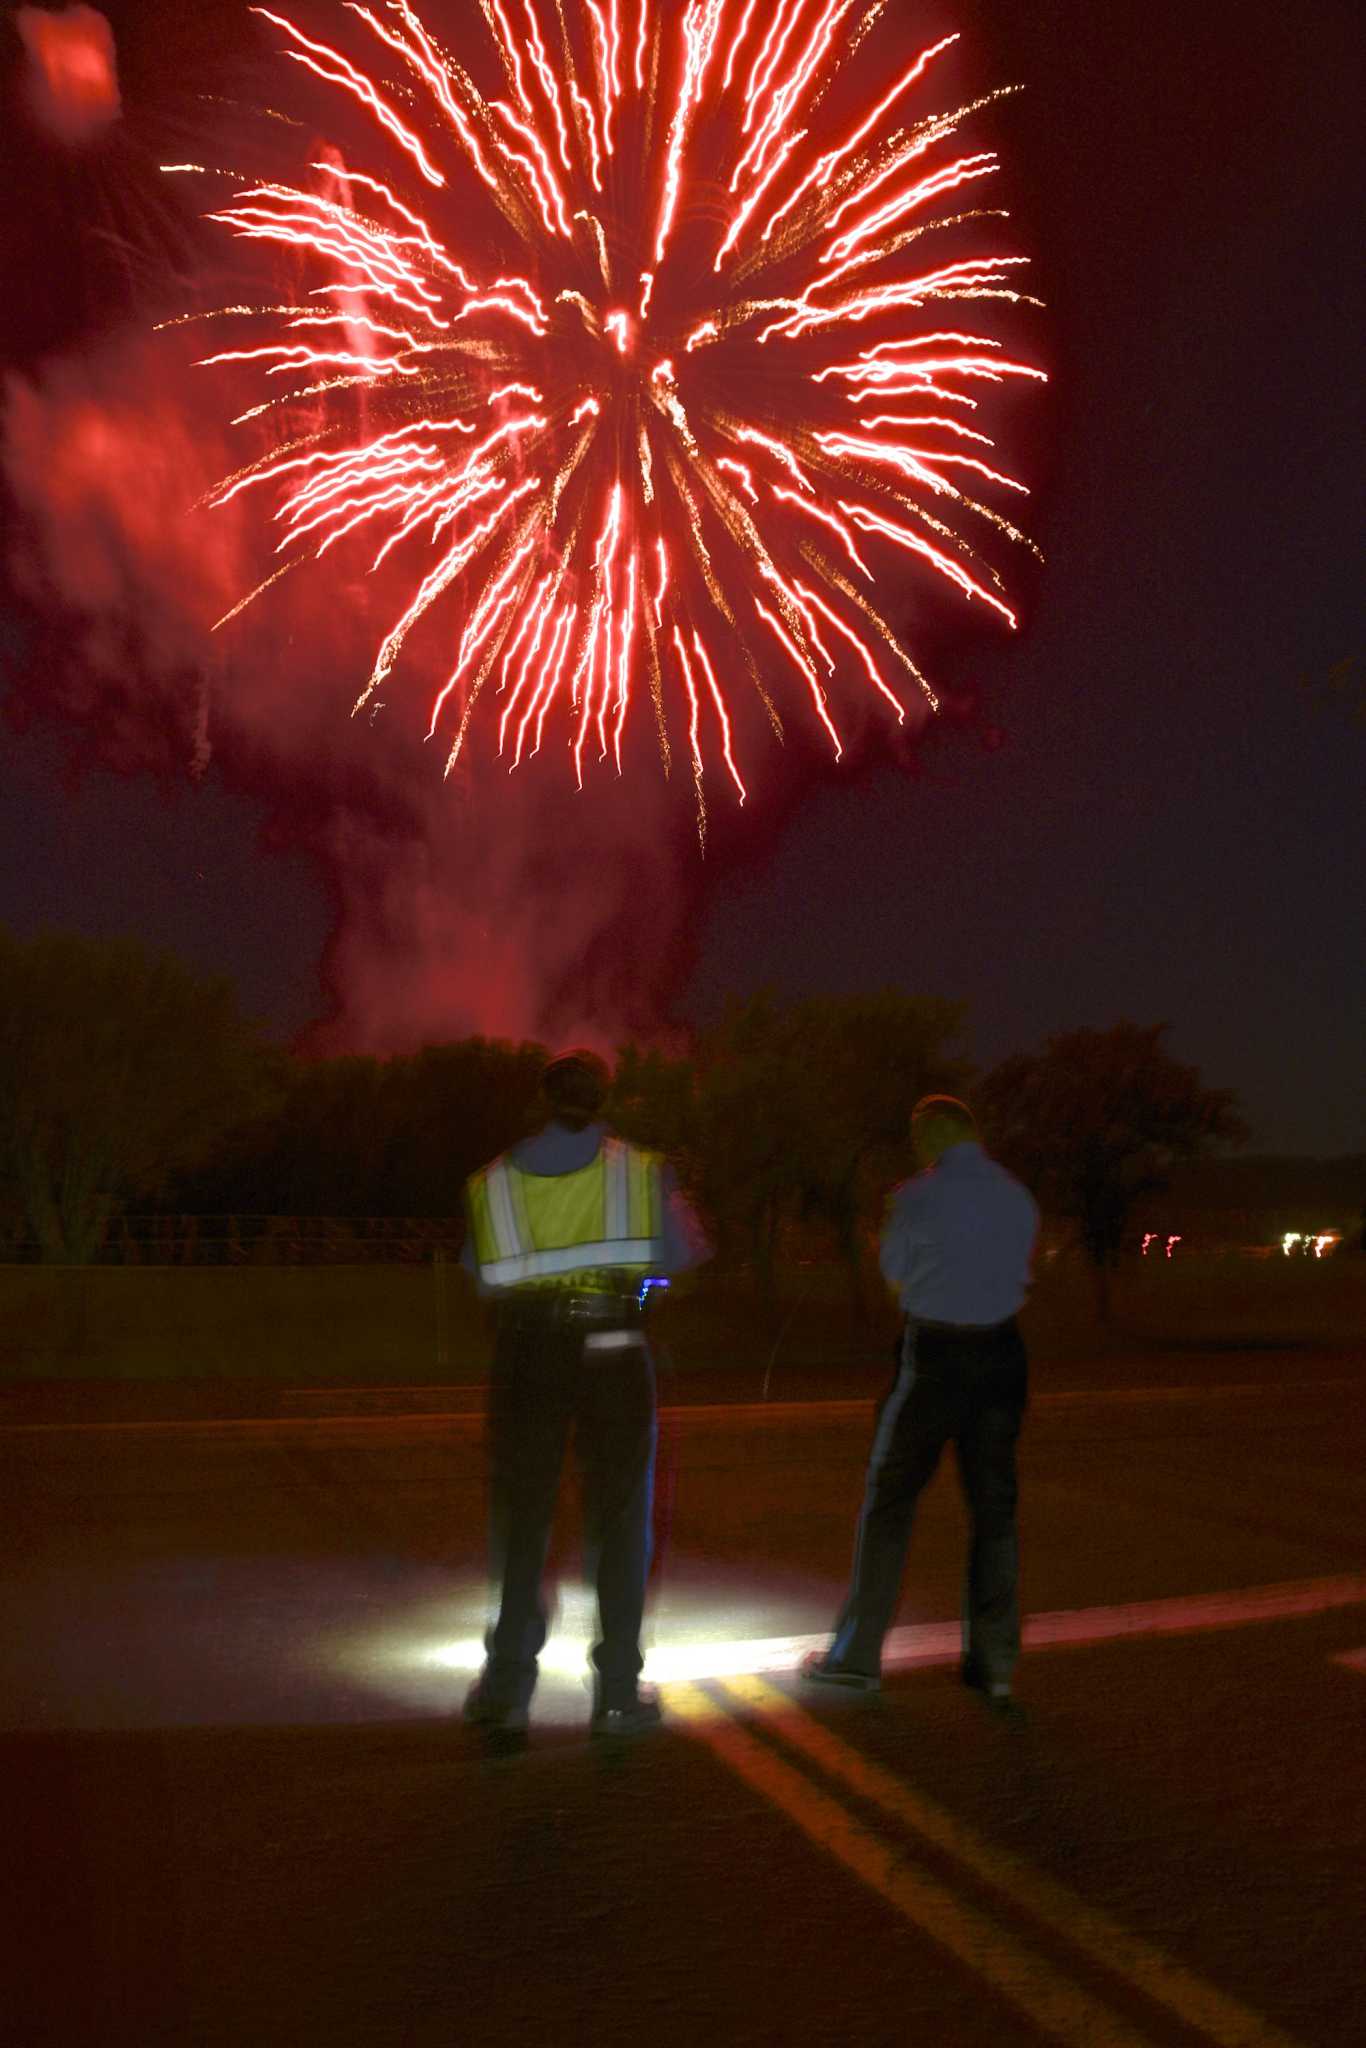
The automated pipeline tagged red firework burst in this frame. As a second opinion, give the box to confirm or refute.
[175,0,1045,823]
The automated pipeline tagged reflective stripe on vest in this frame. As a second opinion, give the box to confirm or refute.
[476,1238,661,1288]
[481,1160,527,1260]
[466,1139,665,1290]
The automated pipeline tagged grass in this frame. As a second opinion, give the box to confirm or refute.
[1023,1245,1366,1358]
[0,1250,1361,1387]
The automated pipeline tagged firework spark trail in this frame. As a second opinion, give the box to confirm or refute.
[189,1,1045,827]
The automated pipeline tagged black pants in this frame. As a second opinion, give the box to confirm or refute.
[830,1318,1028,1683]
[483,1313,657,1709]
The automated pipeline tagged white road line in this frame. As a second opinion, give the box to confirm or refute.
[642,1574,1366,1684]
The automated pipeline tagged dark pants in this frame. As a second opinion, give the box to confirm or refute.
[830,1318,1028,1684]
[483,1311,657,1710]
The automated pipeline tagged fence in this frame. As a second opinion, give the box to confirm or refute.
[0,1215,467,1267]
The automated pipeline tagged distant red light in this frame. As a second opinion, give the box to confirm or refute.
[18,4,120,145]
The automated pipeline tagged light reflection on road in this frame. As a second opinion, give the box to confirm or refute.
[1,1551,845,1731]
[336,1565,847,1720]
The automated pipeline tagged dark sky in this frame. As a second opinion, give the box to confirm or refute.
[2,0,1362,1153]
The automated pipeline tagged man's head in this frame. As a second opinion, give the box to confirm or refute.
[541,1048,611,1131]
[911,1093,978,1168]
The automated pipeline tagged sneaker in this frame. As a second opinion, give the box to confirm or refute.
[961,1658,1005,1693]
[961,1662,1020,1717]
[798,1651,880,1692]
[462,1674,530,1733]
[590,1684,664,1737]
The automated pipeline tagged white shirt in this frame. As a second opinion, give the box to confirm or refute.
[879,1141,1038,1325]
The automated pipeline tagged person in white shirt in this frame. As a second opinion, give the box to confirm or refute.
[802,1094,1039,1710]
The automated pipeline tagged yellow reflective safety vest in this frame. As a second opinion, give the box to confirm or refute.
[466,1138,666,1291]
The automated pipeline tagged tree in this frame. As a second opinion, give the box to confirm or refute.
[375,1038,547,1213]
[789,991,971,1317]
[609,1042,701,1180]
[173,1036,547,1217]
[612,991,969,1310]
[614,999,812,1288]
[979,1023,1248,1316]
[693,992,810,1293]
[0,928,275,1262]
[198,1053,388,1215]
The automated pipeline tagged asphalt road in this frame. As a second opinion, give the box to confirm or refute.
[4,1356,1364,2047]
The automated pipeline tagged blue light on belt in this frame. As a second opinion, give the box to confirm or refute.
[638,1275,670,1306]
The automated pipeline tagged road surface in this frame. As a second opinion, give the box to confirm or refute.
[4,1357,1363,2046]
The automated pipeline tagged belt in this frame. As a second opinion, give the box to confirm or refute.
[503,1289,644,1325]
[912,1315,1016,1335]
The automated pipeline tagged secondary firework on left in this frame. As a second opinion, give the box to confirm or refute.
[169,1,1045,821]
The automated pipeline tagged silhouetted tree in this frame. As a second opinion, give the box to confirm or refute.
[0,927,274,1261]
[176,1037,547,1216]
[377,1038,547,1212]
[609,1043,700,1181]
[793,991,971,1317]
[694,992,809,1292]
[614,991,969,1309]
[979,1022,1248,1317]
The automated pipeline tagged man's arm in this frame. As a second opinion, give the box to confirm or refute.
[655,1164,712,1276]
[878,1179,926,1297]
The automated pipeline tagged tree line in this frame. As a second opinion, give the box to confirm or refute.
[0,927,1248,1297]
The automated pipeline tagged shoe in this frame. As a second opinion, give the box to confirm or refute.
[961,1662,1021,1718]
[798,1651,880,1692]
[590,1684,664,1737]
[462,1674,530,1734]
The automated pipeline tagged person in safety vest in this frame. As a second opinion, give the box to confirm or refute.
[461,1048,709,1740]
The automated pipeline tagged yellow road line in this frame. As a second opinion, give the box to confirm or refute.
[667,1682,1157,2048]
[721,1677,1302,2048]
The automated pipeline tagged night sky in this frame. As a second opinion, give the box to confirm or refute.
[2,0,1361,1154]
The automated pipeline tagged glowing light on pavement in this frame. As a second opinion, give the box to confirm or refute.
[177,1,1044,824]
[399,1573,1366,1711]
[410,1582,834,1686]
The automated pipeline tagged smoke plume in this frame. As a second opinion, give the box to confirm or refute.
[3,337,694,1053]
